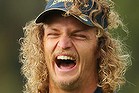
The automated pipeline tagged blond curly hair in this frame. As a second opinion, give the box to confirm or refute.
[19,0,131,93]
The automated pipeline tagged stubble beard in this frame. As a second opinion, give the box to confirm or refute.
[50,74,81,91]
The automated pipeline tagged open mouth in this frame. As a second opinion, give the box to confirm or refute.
[55,56,76,70]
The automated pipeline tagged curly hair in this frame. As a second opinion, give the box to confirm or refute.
[19,0,131,93]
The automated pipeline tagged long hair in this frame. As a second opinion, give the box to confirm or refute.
[19,0,131,93]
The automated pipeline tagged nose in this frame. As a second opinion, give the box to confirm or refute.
[58,36,73,50]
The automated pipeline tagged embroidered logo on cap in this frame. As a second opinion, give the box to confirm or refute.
[79,14,88,21]
[51,0,73,6]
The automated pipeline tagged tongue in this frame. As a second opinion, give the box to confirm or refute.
[59,62,75,70]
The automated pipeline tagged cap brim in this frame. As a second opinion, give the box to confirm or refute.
[35,8,67,23]
[35,9,95,28]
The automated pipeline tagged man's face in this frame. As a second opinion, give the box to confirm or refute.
[43,14,98,90]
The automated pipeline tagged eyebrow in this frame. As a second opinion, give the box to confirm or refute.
[44,25,60,32]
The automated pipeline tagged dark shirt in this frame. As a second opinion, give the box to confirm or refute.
[94,87,117,93]
[94,87,103,93]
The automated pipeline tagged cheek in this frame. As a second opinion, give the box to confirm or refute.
[43,40,56,69]
[43,40,54,65]
[77,42,98,66]
[80,47,97,75]
[43,39,58,54]
[77,42,97,58]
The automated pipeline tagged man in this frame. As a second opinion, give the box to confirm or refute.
[19,0,131,93]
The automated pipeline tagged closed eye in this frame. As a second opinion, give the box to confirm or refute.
[72,34,87,40]
[47,33,60,38]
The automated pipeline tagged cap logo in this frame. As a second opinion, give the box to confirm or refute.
[79,15,88,22]
[51,0,73,6]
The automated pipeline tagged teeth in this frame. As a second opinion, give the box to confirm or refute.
[57,56,75,60]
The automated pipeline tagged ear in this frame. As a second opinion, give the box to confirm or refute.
[96,36,106,59]
[97,50,100,59]
[97,36,106,49]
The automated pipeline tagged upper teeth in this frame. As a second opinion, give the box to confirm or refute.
[57,56,75,60]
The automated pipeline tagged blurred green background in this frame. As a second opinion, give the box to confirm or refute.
[0,0,138,93]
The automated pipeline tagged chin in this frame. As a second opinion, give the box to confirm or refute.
[49,68,81,91]
[55,76,81,91]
